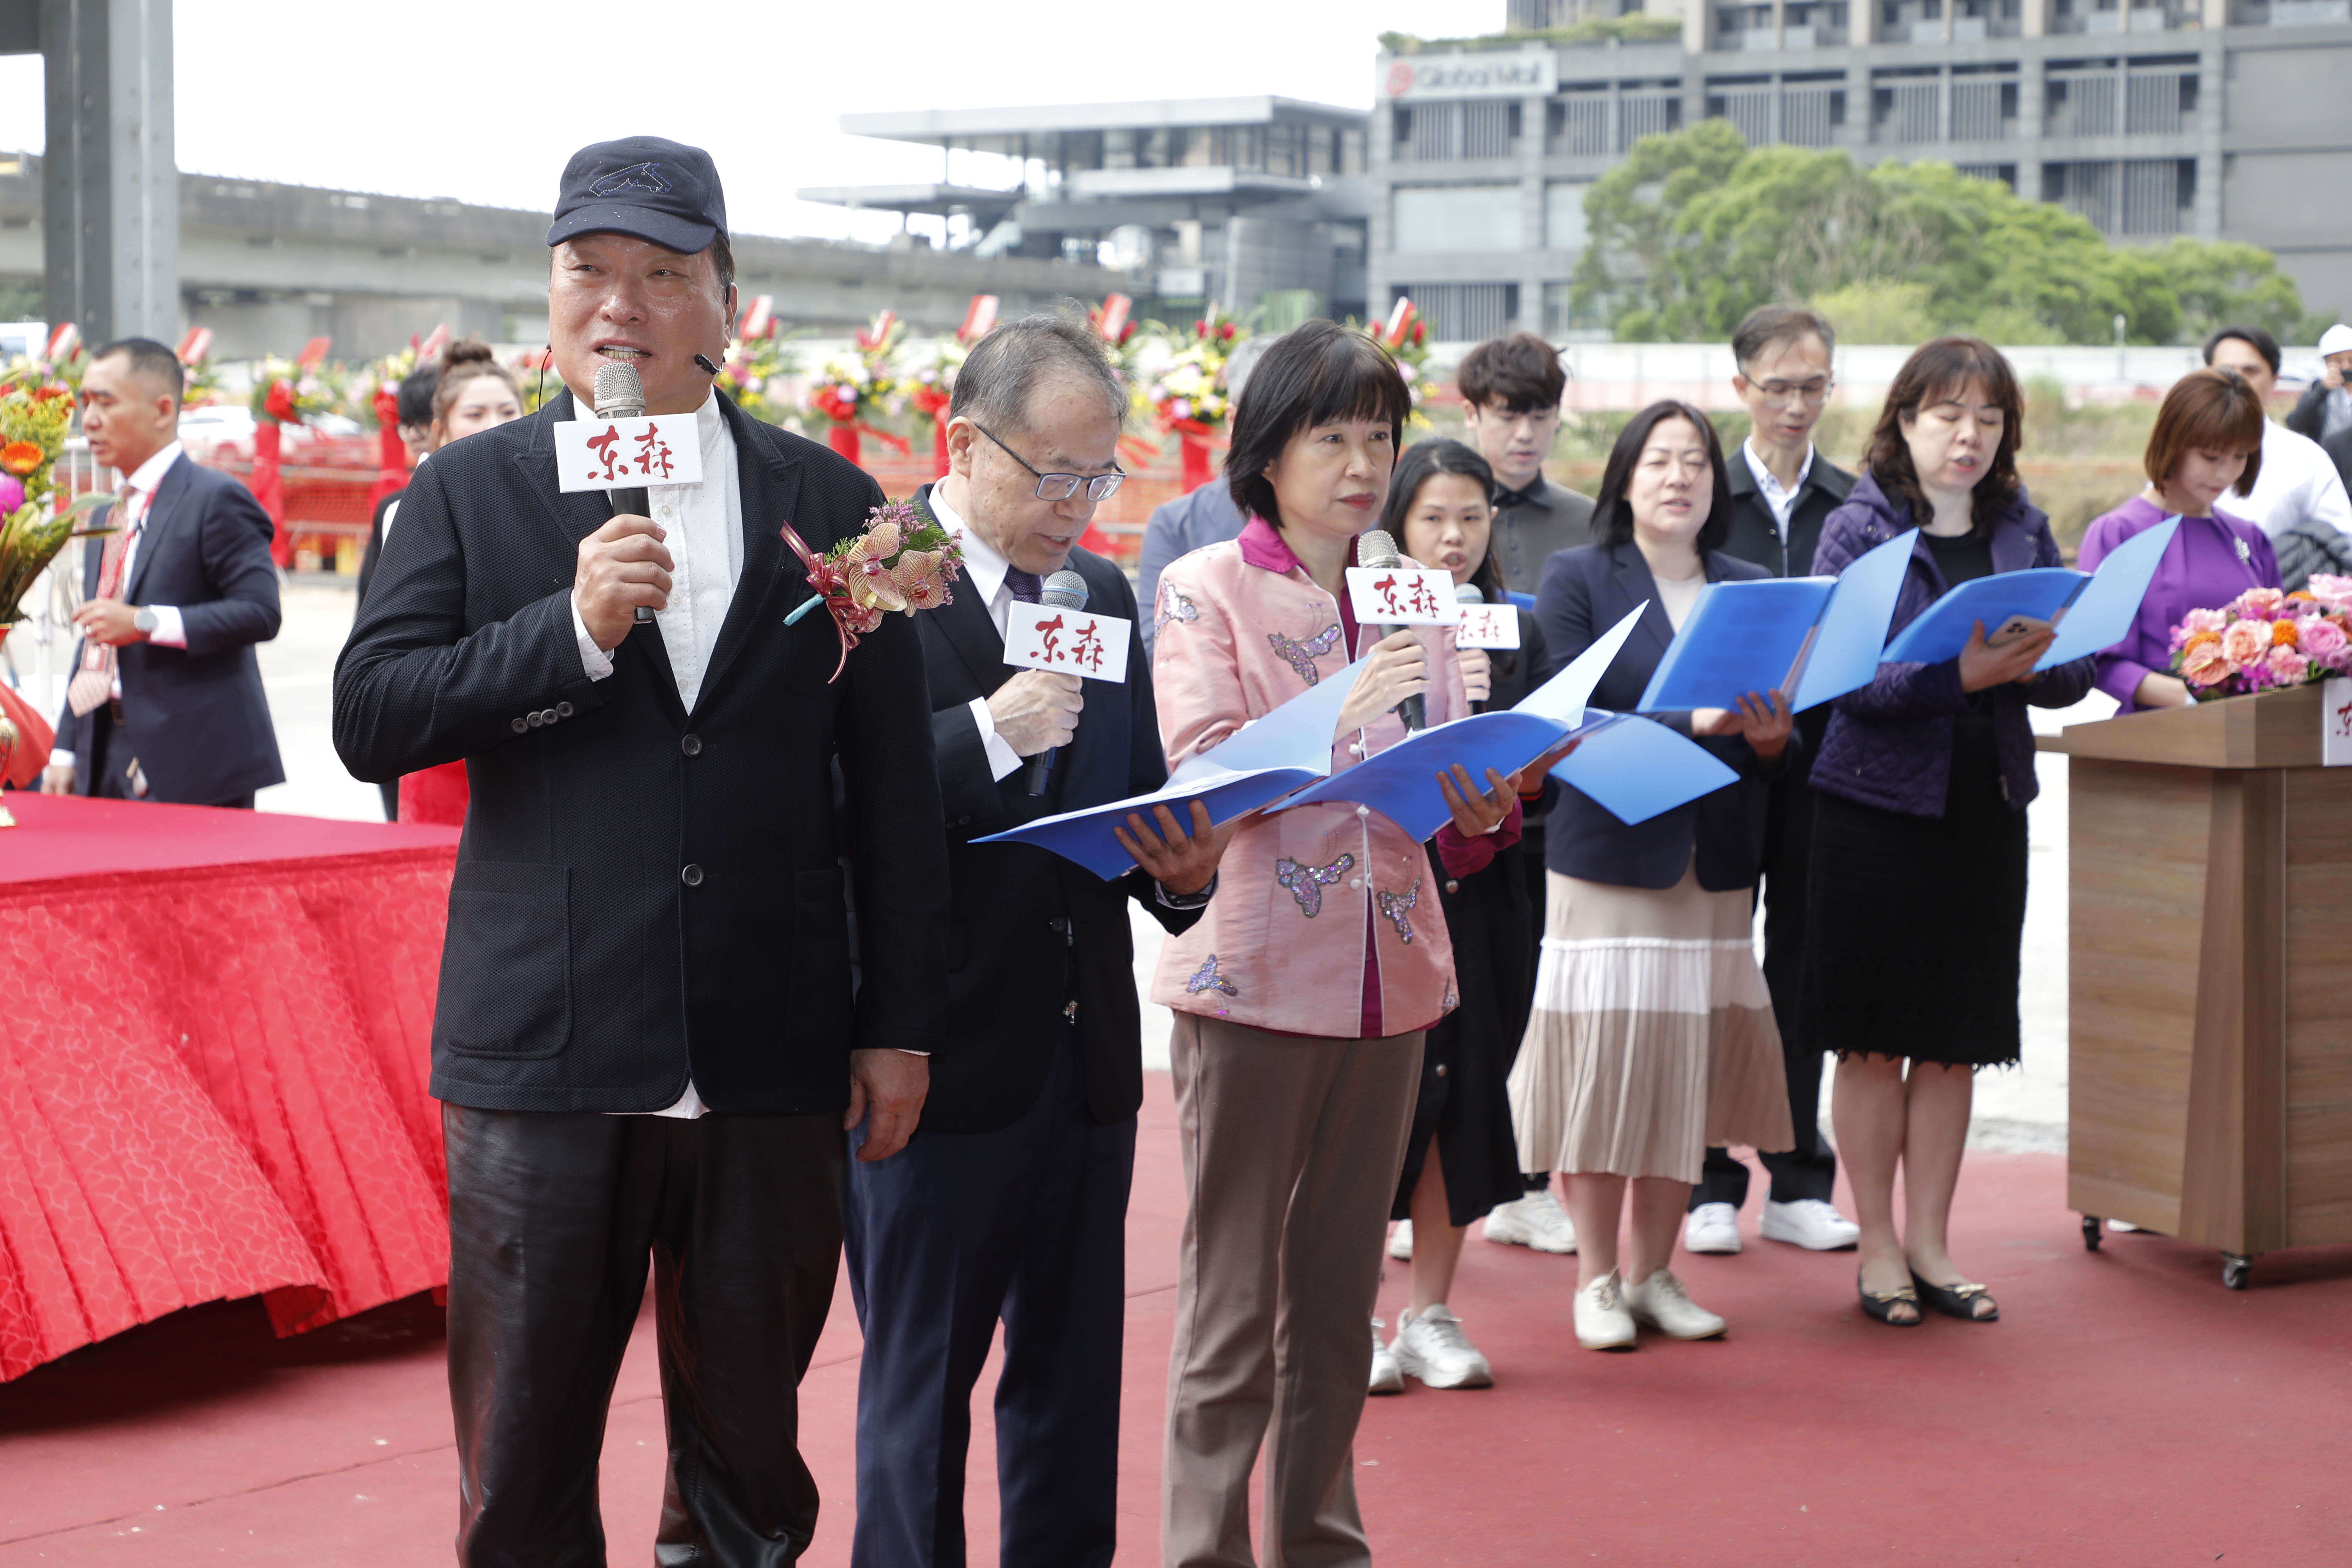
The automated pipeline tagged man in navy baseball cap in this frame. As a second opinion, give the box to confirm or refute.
[547,134,728,254]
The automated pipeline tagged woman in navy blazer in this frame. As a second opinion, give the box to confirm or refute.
[1511,400,1796,1354]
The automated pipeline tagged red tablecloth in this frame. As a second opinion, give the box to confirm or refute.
[0,793,460,1381]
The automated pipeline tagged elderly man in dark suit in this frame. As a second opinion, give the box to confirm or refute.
[43,338,282,807]
[1686,304,1862,1259]
[844,315,1230,1568]
[335,136,950,1567]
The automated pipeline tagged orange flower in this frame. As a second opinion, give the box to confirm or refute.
[2183,628,2220,653]
[0,441,42,476]
[2273,619,2299,647]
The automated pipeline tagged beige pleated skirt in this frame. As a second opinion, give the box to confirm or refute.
[1508,865,1794,1184]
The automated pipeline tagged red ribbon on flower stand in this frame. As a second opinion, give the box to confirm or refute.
[253,420,290,567]
[366,385,406,512]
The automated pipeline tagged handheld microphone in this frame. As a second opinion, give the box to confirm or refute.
[1024,569,1090,796]
[594,359,657,625]
[1356,529,1425,732]
[1456,582,1487,714]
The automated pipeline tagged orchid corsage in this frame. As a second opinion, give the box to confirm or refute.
[782,499,965,681]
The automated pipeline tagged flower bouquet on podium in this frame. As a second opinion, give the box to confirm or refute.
[780,498,965,681]
[2169,578,2352,699]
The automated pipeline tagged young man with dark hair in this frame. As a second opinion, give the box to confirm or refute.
[1682,303,1862,1259]
[1456,331,1596,593]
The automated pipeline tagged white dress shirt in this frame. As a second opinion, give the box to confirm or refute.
[1742,436,1814,545]
[570,389,741,1119]
[49,442,190,770]
[926,486,1025,783]
[2236,419,2352,542]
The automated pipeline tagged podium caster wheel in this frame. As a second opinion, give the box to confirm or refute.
[2082,1216,2103,1252]
[2221,1253,2252,1290]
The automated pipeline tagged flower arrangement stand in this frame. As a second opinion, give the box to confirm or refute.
[2049,681,2352,1289]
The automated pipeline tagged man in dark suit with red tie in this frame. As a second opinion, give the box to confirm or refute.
[844,315,1231,1568]
[335,136,951,1566]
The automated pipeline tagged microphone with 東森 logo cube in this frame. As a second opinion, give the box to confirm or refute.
[553,358,706,625]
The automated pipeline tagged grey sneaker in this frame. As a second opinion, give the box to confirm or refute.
[1483,1189,1577,1253]
[1390,1304,1493,1389]
[1623,1267,1727,1340]
[1369,1317,1404,1394]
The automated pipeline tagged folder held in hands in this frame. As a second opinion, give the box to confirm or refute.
[1879,517,2179,672]
[1636,531,1914,714]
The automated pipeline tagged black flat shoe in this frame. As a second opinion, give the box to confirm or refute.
[1858,1274,1921,1326]
[1911,1271,1998,1322]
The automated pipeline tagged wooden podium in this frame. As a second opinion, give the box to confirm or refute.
[2048,682,2352,1287]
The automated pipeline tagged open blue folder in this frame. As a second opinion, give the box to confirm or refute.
[1880,516,2180,671]
[1637,531,1914,714]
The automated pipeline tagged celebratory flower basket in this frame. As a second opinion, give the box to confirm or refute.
[805,312,911,464]
[781,498,964,681]
[1370,298,1438,427]
[0,377,103,626]
[2168,577,2352,699]
[1139,307,1248,491]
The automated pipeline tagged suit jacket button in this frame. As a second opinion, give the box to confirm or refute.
[681,733,702,756]
[527,711,546,727]
[681,864,704,886]
[556,701,574,718]
[1048,916,1069,934]
[1434,1063,1447,1077]
[511,717,530,734]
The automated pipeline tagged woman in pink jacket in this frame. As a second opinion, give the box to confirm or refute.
[1150,320,1526,1568]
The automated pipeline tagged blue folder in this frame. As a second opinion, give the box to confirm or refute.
[1551,712,1740,824]
[1636,531,1913,714]
[1881,517,2180,672]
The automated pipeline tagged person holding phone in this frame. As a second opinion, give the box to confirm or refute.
[1150,321,1525,1567]
[1512,400,1796,1353]
[1371,438,1558,1393]
[1804,339,2098,1328]
[2079,367,2278,713]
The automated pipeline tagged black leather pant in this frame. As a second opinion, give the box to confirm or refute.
[444,1102,846,1567]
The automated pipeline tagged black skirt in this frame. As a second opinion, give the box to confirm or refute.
[1392,842,1537,1224]
[1800,764,2030,1069]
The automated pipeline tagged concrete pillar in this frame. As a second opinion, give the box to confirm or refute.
[2021,0,2050,37]
[42,0,178,344]
[2194,35,2224,241]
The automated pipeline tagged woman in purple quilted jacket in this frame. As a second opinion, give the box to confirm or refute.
[1803,339,2098,1328]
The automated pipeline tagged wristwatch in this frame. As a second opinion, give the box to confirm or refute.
[132,607,158,637]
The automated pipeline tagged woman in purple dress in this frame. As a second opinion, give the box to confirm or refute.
[2079,368,2280,712]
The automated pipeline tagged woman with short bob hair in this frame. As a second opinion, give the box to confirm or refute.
[1803,338,2099,1327]
[1152,319,1534,1565]
[2078,366,2279,712]
[1511,400,1795,1353]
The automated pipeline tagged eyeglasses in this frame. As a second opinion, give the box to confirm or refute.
[974,421,1125,503]
[1745,377,1835,407]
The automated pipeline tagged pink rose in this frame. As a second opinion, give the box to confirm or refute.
[2236,587,2287,617]
[2305,573,2352,610]
[2296,616,2347,661]
[2179,607,2228,635]
[2267,645,2311,685]
[2220,618,2272,665]
[2179,641,2234,686]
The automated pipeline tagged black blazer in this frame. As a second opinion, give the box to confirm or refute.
[915,485,1200,1133]
[334,388,952,1114]
[1534,540,1785,892]
[55,454,284,805]
[1719,447,1857,580]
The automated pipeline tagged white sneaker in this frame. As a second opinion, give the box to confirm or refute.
[1682,1202,1742,1255]
[1390,1304,1493,1389]
[1760,1198,1861,1251]
[1623,1267,1727,1340]
[1572,1271,1637,1351]
[1388,1220,1414,1260]
[1483,1189,1578,1254]
[1368,1317,1404,1394]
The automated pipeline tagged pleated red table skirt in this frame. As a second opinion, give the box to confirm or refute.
[0,793,461,1382]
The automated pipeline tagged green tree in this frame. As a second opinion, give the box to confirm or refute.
[1572,125,2306,346]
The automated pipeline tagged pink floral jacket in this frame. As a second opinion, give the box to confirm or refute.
[1148,519,1474,1039]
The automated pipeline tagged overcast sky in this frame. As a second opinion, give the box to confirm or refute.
[0,0,1477,242]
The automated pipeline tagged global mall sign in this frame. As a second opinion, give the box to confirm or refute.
[1384,52,1559,101]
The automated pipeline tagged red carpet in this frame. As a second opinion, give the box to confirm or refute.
[1,1072,2345,1565]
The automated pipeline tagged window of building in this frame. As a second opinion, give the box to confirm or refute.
[1392,186,1524,252]
[1542,282,1610,338]
[1395,284,1520,341]
[1546,183,1593,251]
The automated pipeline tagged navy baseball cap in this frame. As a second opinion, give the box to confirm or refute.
[546,136,727,254]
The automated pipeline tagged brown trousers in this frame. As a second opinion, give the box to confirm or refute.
[1161,1014,1424,1568]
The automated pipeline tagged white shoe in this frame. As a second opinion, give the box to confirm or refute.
[1483,1189,1578,1254]
[1623,1267,1727,1340]
[1390,1304,1493,1389]
[1388,1220,1414,1260]
[1682,1202,1742,1255]
[1572,1271,1637,1351]
[1760,1198,1861,1251]
[1368,1317,1404,1394]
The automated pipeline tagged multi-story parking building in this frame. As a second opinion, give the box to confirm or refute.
[1373,0,2352,338]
